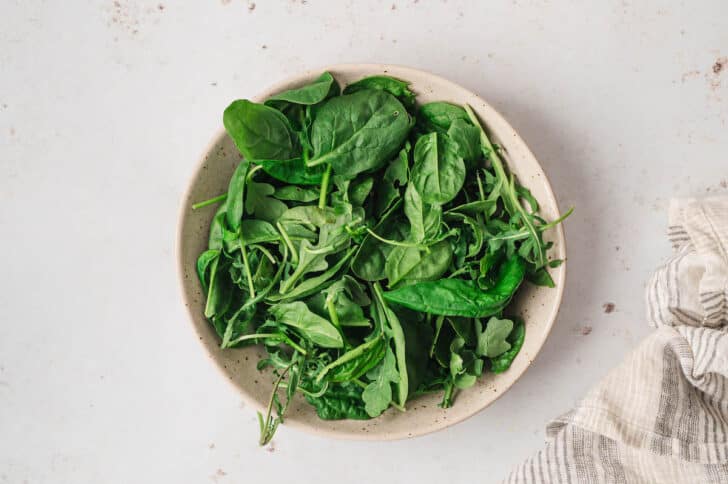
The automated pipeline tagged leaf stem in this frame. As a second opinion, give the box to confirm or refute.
[364,228,426,250]
[318,164,332,209]
[258,361,294,446]
[192,193,227,210]
[238,235,256,299]
[276,222,299,267]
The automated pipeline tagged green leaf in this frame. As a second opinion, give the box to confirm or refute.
[245,182,287,223]
[382,256,526,317]
[375,143,410,216]
[362,347,399,417]
[308,89,412,179]
[256,158,324,186]
[417,102,470,133]
[411,132,465,205]
[490,318,525,373]
[447,118,481,161]
[385,240,453,287]
[269,301,343,348]
[223,100,298,161]
[305,383,370,420]
[273,185,320,202]
[196,249,220,292]
[475,317,514,357]
[343,75,416,109]
[403,183,441,243]
[224,160,250,232]
[526,267,555,288]
[372,283,408,406]
[266,72,338,105]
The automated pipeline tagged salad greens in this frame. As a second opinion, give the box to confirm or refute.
[193,72,570,445]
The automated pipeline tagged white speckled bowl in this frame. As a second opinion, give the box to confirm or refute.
[177,64,566,440]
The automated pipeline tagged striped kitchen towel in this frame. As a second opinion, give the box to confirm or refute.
[506,197,728,483]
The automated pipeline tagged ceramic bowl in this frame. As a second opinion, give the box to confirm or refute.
[177,64,566,440]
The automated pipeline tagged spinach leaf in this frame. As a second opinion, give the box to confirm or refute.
[305,383,370,420]
[266,72,338,105]
[410,132,465,205]
[257,158,324,186]
[418,102,470,131]
[308,90,412,178]
[382,255,526,317]
[403,183,441,243]
[224,160,250,232]
[374,143,410,216]
[246,182,288,223]
[343,75,416,110]
[223,100,298,161]
[273,185,320,202]
[269,301,343,348]
[385,240,453,287]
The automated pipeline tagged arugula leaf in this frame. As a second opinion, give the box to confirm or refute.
[490,318,525,373]
[475,317,514,357]
[362,347,399,417]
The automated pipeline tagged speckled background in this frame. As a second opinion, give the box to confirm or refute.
[1,1,727,482]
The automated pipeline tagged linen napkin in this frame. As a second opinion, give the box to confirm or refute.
[506,197,728,483]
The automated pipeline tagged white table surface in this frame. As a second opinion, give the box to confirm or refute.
[1,1,727,482]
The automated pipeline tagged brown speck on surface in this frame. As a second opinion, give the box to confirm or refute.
[265,442,275,452]
[217,469,226,476]
[9,128,15,136]
[208,442,215,449]
[391,3,396,9]
[713,57,726,74]
[681,70,700,83]
[248,2,256,11]
[581,326,593,336]
[615,245,620,251]
[211,82,217,86]
[261,44,267,49]
[603,302,616,313]
[157,4,164,10]
[721,180,727,189]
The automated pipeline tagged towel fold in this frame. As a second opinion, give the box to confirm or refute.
[507,197,728,483]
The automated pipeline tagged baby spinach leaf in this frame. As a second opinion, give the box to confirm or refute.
[372,283,409,406]
[224,160,250,232]
[475,317,514,357]
[382,255,526,317]
[447,118,481,162]
[403,183,441,243]
[526,267,556,288]
[362,346,399,417]
[257,157,324,186]
[305,383,370,420]
[196,249,220,292]
[223,100,298,161]
[411,132,465,205]
[490,318,525,373]
[417,102,470,133]
[343,75,416,110]
[241,220,279,245]
[273,185,320,202]
[269,301,343,348]
[308,89,412,178]
[245,182,288,223]
[375,143,410,216]
[449,336,482,389]
[266,72,338,105]
[385,240,453,287]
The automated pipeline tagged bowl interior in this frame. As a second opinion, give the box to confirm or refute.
[177,64,566,440]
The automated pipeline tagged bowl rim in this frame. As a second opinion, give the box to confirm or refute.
[176,63,567,441]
